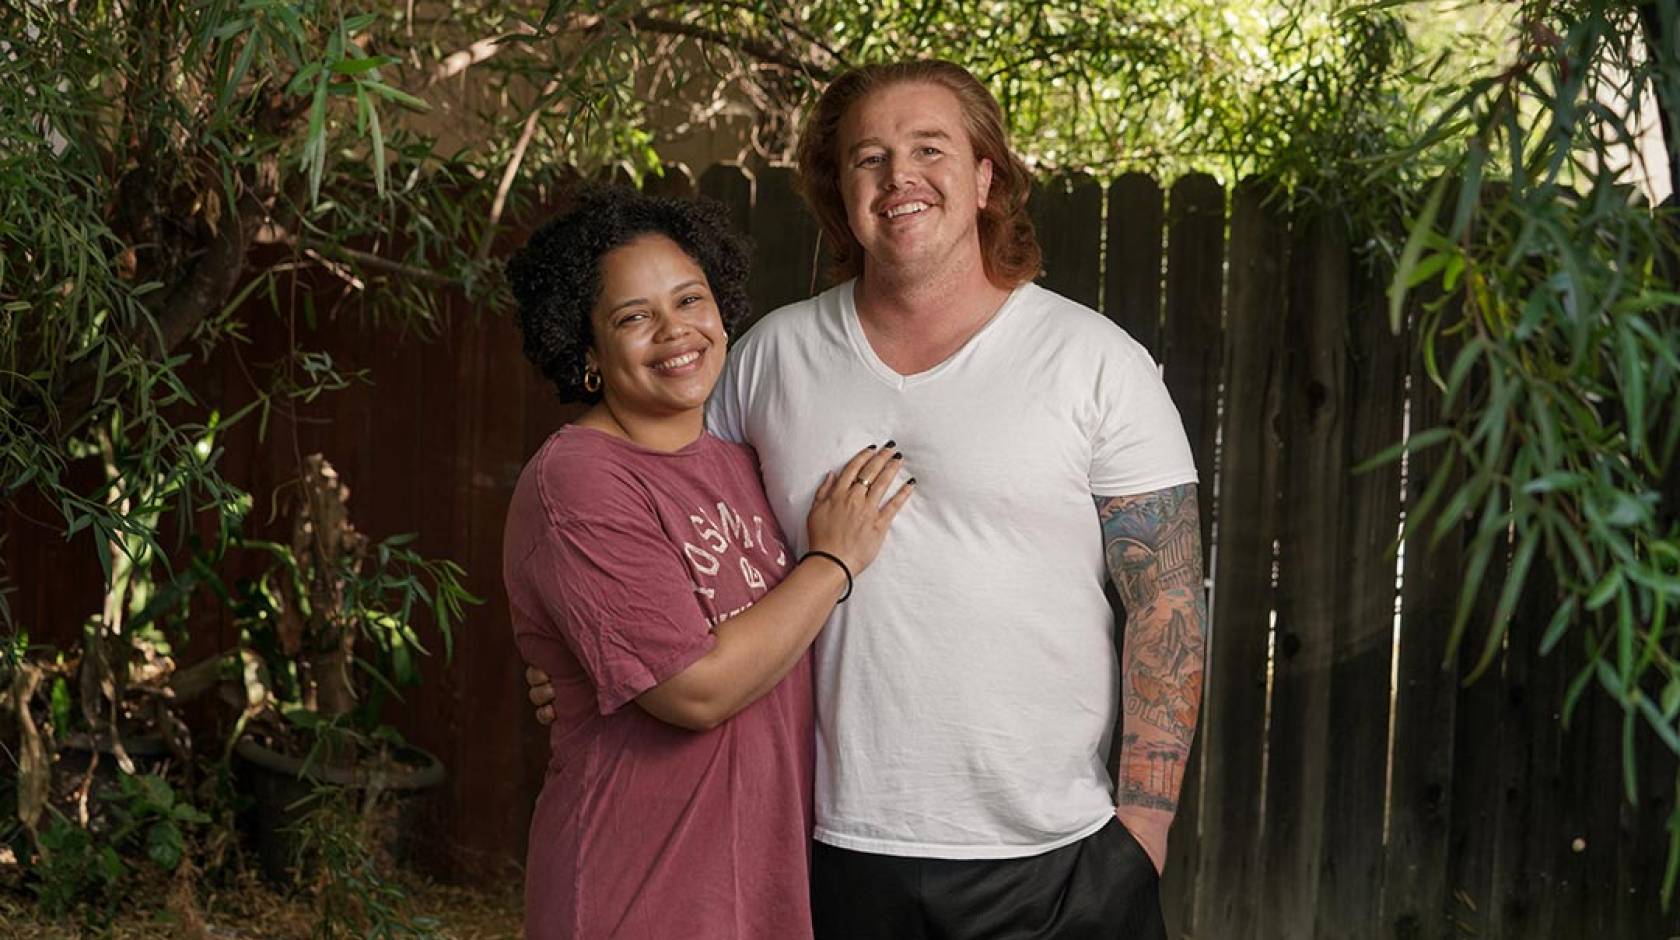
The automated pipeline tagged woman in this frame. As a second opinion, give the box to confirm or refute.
[502,184,913,939]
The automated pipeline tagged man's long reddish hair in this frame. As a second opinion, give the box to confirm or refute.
[794,60,1041,288]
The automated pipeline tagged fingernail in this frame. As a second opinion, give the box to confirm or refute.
[891,453,903,460]
[866,444,878,450]
[884,439,896,448]
[907,477,917,485]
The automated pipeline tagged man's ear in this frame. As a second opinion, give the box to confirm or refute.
[976,157,994,210]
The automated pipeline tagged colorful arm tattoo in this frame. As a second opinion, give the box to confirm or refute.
[1096,483,1208,815]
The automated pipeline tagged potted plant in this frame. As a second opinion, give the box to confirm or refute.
[226,453,476,882]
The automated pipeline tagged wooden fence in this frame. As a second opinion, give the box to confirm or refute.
[8,164,1680,937]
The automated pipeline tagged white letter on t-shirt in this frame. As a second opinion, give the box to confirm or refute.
[684,542,720,576]
[739,556,766,592]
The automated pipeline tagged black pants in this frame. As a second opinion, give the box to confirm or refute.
[810,819,1166,940]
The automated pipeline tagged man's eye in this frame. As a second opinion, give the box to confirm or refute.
[920,146,942,157]
[857,154,883,168]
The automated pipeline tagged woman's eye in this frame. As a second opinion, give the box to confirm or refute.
[857,154,883,168]
[680,294,703,306]
[920,146,941,157]
[617,312,646,325]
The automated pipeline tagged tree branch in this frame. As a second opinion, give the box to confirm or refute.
[625,14,829,79]
[428,24,537,85]
[298,238,466,289]
[479,78,560,261]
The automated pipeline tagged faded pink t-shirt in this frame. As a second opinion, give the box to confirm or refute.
[503,425,813,940]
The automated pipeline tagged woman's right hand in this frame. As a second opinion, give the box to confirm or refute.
[804,442,915,575]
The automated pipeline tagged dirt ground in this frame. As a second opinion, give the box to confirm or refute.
[0,874,525,939]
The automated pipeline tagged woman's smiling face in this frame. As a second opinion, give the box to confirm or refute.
[586,233,727,422]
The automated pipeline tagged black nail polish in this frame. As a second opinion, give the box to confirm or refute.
[866,444,877,450]
[891,453,903,460]
[884,439,896,448]
[907,477,917,485]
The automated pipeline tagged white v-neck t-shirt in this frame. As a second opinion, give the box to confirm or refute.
[707,279,1197,859]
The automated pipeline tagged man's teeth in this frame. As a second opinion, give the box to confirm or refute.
[654,350,700,371]
[886,202,930,219]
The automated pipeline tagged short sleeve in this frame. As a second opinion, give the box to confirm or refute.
[1089,340,1199,496]
[521,510,716,715]
[704,343,749,444]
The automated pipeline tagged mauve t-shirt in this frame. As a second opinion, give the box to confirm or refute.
[503,425,813,940]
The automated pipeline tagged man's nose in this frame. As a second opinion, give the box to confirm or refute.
[883,156,917,190]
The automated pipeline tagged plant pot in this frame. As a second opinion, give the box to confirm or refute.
[232,736,445,885]
[54,732,175,804]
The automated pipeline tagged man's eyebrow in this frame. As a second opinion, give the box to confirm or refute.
[845,129,953,157]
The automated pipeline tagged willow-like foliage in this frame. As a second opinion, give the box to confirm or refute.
[1379,0,1680,904]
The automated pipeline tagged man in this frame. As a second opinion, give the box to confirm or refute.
[528,60,1205,938]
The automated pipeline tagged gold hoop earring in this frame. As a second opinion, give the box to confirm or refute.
[583,367,602,394]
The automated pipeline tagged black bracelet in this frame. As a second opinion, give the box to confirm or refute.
[800,550,853,603]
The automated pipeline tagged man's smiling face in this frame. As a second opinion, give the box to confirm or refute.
[837,81,993,280]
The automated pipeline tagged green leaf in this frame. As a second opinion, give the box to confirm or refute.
[1356,426,1451,473]
[366,81,430,112]
[284,60,322,97]
[1539,595,1577,656]
[1587,568,1623,611]
[305,75,329,202]
[146,821,184,870]
[1390,174,1448,334]
[1624,707,1641,805]
[1466,524,1539,684]
[1617,323,1646,458]
[330,55,393,75]
[1522,471,1583,495]
[218,30,261,112]
[1448,491,1504,669]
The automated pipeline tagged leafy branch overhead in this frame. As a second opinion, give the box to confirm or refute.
[1375,0,1680,903]
[1,0,1409,597]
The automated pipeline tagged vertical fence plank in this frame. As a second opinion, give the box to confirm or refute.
[1030,172,1102,308]
[1104,172,1164,357]
[1444,533,1511,937]
[1314,244,1405,937]
[404,311,469,878]
[1575,654,1626,933]
[748,165,821,319]
[643,162,695,198]
[1162,173,1224,563]
[1193,177,1288,940]
[457,305,541,877]
[699,163,753,234]
[1382,310,1459,940]
[1618,702,1680,934]
[1262,210,1348,939]
[1500,564,1565,939]
[1158,172,1223,938]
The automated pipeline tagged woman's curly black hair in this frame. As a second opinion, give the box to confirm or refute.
[505,183,753,403]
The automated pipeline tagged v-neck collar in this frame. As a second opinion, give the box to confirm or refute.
[839,279,1028,391]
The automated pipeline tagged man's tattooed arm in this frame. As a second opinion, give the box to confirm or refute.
[1096,483,1207,821]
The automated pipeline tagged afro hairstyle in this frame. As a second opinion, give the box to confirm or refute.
[505,183,753,403]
